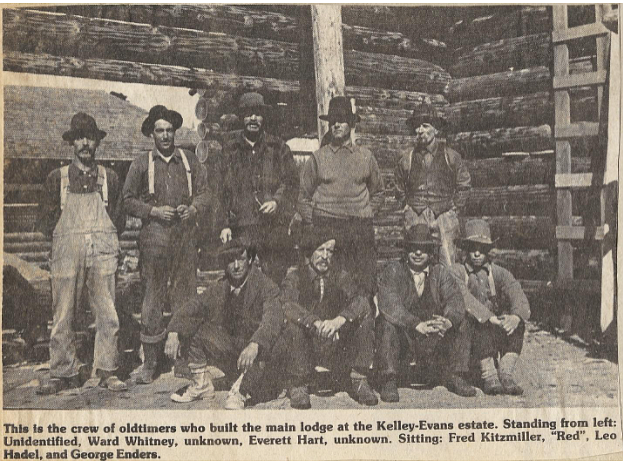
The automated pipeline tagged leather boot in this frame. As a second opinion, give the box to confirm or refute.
[499,353,523,395]
[350,370,378,406]
[445,374,477,397]
[288,385,311,410]
[380,379,399,403]
[170,366,215,403]
[480,357,503,395]
[135,342,160,384]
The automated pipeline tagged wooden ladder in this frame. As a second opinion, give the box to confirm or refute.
[552,5,619,333]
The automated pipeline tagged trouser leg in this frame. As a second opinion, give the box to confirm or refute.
[169,233,198,314]
[375,316,408,380]
[499,319,525,356]
[342,313,375,376]
[187,324,240,376]
[87,254,120,373]
[282,323,314,384]
[49,237,85,379]
[436,209,460,268]
[428,318,473,375]
[139,249,169,344]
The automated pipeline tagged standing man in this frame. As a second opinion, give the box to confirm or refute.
[298,96,384,296]
[376,224,476,402]
[452,219,530,395]
[217,92,299,284]
[165,240,285,409]
[36,113,126,394]
[123,105,210,384]
[395,100,471,267]
[280,231,378,409]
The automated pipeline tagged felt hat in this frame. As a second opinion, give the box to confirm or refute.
[406,99,447,130]
[318,96,361,123]
[62,112,107,142]
[298,229,338,258]
[460,219,496,246]
[141,105,183,137]
[217,237,256,267]
[400,224,439,251]
[237,92,270,117]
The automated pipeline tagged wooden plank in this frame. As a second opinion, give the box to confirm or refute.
[311,5,345,141]
[556,225,607,240]
[555,122,600,138]
[552,21,609,43]
[555,173,594,188]
[553,70,608,89]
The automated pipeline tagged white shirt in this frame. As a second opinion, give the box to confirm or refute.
[409,266,429,297]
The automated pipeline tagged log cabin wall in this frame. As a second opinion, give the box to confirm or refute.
[3,5,605,320]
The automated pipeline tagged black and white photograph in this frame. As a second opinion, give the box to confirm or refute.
[1,3,621,460]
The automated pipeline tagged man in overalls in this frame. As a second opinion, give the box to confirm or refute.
[36,113,127,394]
[123,105,210,384]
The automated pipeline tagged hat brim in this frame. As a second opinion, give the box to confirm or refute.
[141,110,183,137]
[460,237,497,247]
[319,114,361,123]
[406,115,447,129]
[62,129,107,142]
[399,240,439,250]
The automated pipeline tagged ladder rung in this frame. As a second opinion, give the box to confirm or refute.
[556,225,608,240]
[555,122,600,138]
[553,70,608,89]
[555,278,601,293]
[555,173,595,188]
[552,22,609,42]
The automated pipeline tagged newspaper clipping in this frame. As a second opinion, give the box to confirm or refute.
[2,3,622,460]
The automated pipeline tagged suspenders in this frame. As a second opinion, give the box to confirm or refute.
[60,165,108,210]
[148,149,193,197]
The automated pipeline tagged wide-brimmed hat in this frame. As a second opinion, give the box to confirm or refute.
[460,219,496,247]
[318,96,361,124]
[62,112,107,142]
[400,224,439,250]
[298,229,338,258]
[237,92,270,117]
[406,100,447,130]
[141,105,183,137]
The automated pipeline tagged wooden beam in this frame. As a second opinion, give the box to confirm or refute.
[555,122,600,138]
[555,173,594,188]
[556,225,608,240]
[311,5,345,141]
[552,21,609,43]
[553,70,608,89]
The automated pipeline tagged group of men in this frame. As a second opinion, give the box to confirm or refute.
[35,91,529,409]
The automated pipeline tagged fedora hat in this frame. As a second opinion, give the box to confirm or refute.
[237,92,270,116]
[62,112,107,142]
[400,224,439,250]
[406,99,447,130]
[141,105,183,137]
[460,219,496,246]
[319,96,361,124]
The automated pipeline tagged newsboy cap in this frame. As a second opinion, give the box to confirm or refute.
[141,105,183,137]
[62,112,107,142]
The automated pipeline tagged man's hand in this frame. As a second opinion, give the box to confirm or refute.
[498,314,521,335]
[259,200,277,215]
[415,320,441,336]
[220,228,232,244]
[164,332,180,360]
[433,315,452,337]
[318,316,346,339]
[150,205,176,222]
[177,205,197,222]
[237,342,259,371]
[489,315,502,326]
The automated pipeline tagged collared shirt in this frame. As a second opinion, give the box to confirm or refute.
[298,138,384,222]
[230,276,249,296]
[122,146,210,248]
[409,266,429,297]
[308,265,329,303]
[465,262,496,299]
[36,162,125,238]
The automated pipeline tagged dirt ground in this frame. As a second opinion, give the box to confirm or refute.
[3,322,619,410]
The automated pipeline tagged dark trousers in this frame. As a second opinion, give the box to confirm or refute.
[187,324,286,403]
[285,314,375,383]
[233,224,293,286]
[472,319,525,361]
[313,216,377,296]
[139,237,197,344]
[375,315,474,380]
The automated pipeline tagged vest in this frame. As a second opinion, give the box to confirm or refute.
[298,270,348,321]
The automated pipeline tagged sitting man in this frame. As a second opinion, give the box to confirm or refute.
[451,219,530,395]
[164,239,285,409]
[280,232,378,409]
[376,224,476,402]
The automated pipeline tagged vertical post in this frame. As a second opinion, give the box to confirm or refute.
[299,6,318,135]
[311,5,346,142]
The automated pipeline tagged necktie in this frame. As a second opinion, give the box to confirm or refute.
[314,277,325,303]
[413,272,426,297]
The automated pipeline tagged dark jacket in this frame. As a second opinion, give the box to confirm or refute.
[217,130,298,230]
[394,140,471,216]
[280,266,371,329]
[167,266,283,352]
[377,260,465,331]
[451,262,531,322]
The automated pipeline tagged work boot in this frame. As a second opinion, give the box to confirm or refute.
[380,379,399,403]
[171,367,215,403]
[36,375,81,395]
[499,353,523,395]
[135,342,160,384]
[480,357,503,396]
[98,370,128,392]
[224,391,247,410]
[445,374,477,397]
[288,385,311,410]
[350,371,378,406]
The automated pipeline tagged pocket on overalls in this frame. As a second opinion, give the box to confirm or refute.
[94,233,120,257]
